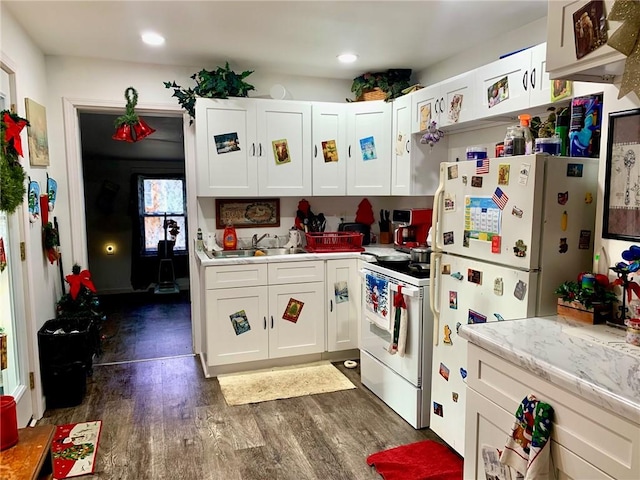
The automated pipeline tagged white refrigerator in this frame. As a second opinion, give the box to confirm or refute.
[428,154,598,456]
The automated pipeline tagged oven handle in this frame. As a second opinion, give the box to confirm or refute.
[429,252,442,346]
[358,270,420,297]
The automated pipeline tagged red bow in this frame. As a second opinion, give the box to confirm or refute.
[612,278,640,302]
[65,270,97,300]
[3,112,28,157]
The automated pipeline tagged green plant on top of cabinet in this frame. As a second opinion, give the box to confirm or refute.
[195,97,312,197]
[311,102,348,196]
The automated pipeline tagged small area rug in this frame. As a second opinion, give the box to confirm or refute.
[366,440,463,480]
[52,421,102,479]
[217,361,356,405]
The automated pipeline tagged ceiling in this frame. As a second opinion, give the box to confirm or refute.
[5,0,548,80]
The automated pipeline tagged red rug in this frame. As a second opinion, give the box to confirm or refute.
[366,440,463,480]
[52,421,102,479]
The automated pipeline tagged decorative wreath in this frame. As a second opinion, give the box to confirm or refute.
[0,110,29,213]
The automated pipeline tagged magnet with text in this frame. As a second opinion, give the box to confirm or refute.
[494,313,505,321]
[467,268,482,285]
[513,239,527,257]
[444,193,456,212]
[449,291,458,309]
[518,163,531,185]
[511,205,523,218]
[471,175,483,187]
[452,392,459,403]
[451,271,464,280]
[567,163,583,177]
[561,210,568,231]
[514,280,527,301]
[441,264,451,275]
[439,362,450,381]
[558,191,568,205]
[498,163,510,185]
[559,237,568,253]
[579,230,592,250]
[585,192,593,204]
[433,402,444,417]
[443,325,452,344]
[491,235,501,254]
[447,164,458,179]
[494,277,503,296]
[468,309,487,324]
[443,231,454,245]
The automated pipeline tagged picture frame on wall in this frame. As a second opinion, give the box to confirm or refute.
[215,198,280,229]
[25,98,50,166]
[602,108,640,241]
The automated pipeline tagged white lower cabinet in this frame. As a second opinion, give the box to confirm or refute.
[325,259,360,351]
[464,343,639,480]
[205,261,325,366]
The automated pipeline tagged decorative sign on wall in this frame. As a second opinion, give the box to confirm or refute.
[215,198,280,229]
[25,98,50,166]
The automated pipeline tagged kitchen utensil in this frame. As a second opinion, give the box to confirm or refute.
[410,247,431,264]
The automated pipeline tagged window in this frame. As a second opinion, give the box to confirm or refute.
[138,177,186,255]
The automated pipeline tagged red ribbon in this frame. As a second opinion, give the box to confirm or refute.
[612,278,640,302]
[65,270,97,300]
[3,112,28,157]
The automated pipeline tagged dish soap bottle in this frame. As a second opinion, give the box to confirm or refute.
[517,114,534,155]
[223,225,237,250]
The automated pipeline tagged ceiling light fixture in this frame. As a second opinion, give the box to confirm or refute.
[337,53,358,64]
[141,32,165,46]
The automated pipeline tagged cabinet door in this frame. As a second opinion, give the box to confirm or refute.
[528,43,552,108]
[268,282,325,358]
[195,98,258,196]
[411,83,441,133]
[439,70,477,127]
[257,100,312,196]
[206,286,269,366]
[476,48,532,118]
[346,101,392,196]
[391,94,412,195]
[325,259,360,351]
[311,102,347,196]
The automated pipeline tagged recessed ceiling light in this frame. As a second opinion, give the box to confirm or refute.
[141,32,165,46]
[337,53,358,64]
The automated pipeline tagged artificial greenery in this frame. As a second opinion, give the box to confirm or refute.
[531,106,569,138]
[555,278,617,309]
[164,62,255,123]
[349,69,412,102]
[114,87,141,127]
[0,110,28,214]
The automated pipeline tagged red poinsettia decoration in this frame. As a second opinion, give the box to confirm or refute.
[3,111,28,157]
[65,265,97,300]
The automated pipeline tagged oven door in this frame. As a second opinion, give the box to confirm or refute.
[360,267,424,387]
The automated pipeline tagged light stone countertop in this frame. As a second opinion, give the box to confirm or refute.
[459,316,640,423]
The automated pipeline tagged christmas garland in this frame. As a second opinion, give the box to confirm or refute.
[0,110,29,213]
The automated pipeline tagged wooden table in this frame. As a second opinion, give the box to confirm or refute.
[0,425,55,480]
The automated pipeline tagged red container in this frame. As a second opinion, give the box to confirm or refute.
[305,232,365,253]
[0,395,19,450]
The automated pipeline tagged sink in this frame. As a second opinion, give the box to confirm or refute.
[256,247,307,256]
[206,249,257,259]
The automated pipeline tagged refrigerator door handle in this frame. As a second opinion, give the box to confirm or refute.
[429,252,442,346]
[432,164,446,251]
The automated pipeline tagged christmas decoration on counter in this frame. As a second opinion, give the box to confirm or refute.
[0,110,28,214]
[610,244,640,322]
[606,0,640,99]
[419,121,445,147]
[112,87,156,143]
[354,198,375,225]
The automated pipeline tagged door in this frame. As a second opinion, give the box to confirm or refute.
[439,70,477,127]
[529,43,552,108]
[346,101,392,196]
[429,252,538,456]
[195,98,258,196]
[205,286,269,366]
[268,282,325,358]
[326,259,359,351]
[391,94,412,195]
[311,102,347,196]
[257,100,312,196]
[411,83,441,133]
[433,155,546,270]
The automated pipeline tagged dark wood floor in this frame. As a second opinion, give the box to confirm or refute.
[37,293,446,479]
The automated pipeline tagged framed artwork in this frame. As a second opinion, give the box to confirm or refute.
[215,198,280,229]
[603,109,640,241]
[25,98,50,166]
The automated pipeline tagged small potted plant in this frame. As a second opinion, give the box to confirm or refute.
[164,62,255,123]
[555,272,617,324]
[349,69,412,102]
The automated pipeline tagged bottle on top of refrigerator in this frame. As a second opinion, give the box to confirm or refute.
[517,114,534,155]
[504,126,516,156]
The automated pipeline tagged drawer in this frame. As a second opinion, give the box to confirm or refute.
[467,344,639,479]
[268,261,324,285]
[205,264,268,289]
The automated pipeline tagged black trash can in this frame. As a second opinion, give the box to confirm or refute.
[38,317,95,408]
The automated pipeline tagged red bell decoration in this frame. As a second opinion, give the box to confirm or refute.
[132,117,156,142]
[113,87,155,142]
[112,123,134,142]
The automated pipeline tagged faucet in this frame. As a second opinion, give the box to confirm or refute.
[252,233,269,248]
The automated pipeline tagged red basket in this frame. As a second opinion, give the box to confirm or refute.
[305,232,365,253]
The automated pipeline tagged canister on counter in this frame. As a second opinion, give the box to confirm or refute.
[581,273,595,291]
[535,137,562,155]
[626,318,640,346]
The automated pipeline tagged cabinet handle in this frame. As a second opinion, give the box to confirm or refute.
[434,99,439,113]
[530,68,536,90]
[522,70,528,91]
[405,140,410,153]
[259,143,263,156]
[252,143,256,156]
[330,299,333,312]
[440,97,445,114]
[348,145,351,158]
[264,316,267,329]
[314,145,318,158]
[271,316,274,328]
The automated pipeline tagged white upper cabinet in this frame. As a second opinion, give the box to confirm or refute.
[411,83,441,133]
[546,0,625,82]
[195,98,258,196]
[311,102,348,196]
[528,43,552,107]
[256,100,312,196]
[346,101,392,196]
[195,98,312,197]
